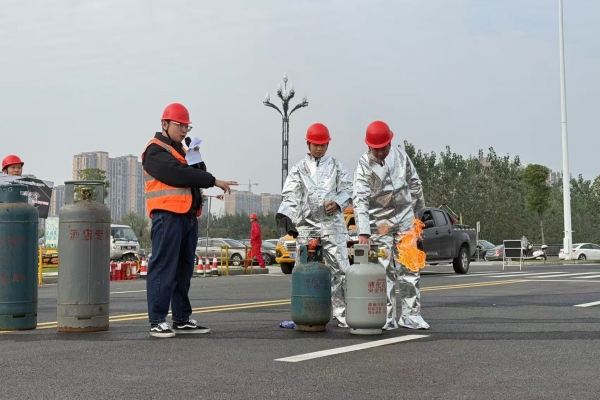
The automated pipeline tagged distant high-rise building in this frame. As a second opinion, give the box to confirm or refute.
[201,199,209,216]
[72,152,109,179]
[548,170,572,186]
[261,193,283,215]
[223,191,282,216]
[50,185,65,217]
[106,154,144,221]
[72,152,144,221]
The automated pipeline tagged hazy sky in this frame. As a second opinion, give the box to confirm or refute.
[1,0,598,212]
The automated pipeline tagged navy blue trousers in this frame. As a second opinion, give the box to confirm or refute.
[147,211,198,325]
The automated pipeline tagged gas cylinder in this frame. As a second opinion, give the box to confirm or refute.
[291,244,332,331]
[0,184,39,331]
[57,181,111,332]
[346,244,387,335]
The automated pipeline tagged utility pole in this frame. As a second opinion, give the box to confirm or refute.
[558,0,573,259]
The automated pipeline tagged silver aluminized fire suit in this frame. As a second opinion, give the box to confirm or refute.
[278,154,353,326]
[353,145,429,330]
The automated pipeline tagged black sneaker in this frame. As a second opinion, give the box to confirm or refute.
[150,322,176,338]
[172,319,210,334]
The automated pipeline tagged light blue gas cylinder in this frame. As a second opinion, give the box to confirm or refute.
[290,244,332,331]
[0,184,39,331]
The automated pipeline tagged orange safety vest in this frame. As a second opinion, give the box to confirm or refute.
[141,138,201,218]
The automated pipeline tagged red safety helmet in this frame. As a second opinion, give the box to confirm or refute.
[249,213,258,219]
[161,103,191,124]
[305,123,331,145]
[365,121,394,148]
[2,155,24,170]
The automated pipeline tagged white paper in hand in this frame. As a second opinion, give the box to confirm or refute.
[185,137,203,165]
[189,137,202,148]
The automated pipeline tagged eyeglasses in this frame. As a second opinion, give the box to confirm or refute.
[171,121,193,132]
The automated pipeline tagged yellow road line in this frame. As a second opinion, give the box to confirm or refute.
[3,300,292,332]
[105,299,291,320]
[1,279,526,333]
[421,279,527,292]
[110,301,291,323]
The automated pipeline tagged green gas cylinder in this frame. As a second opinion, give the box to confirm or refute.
[291,244,332,331]
[0,184,39,331]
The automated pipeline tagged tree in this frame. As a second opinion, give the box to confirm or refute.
[77,168,110,202]
[521,164,551,244]
[118,212,151,249]
[570,175,600,244]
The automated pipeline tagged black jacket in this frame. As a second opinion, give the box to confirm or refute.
[142,132,216,215]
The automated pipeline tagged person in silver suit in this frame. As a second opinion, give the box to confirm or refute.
[277,123,353,327]
[353,120,430,330]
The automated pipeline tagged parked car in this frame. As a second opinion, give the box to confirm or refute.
[276,206,357,275]
[485,245,504,261]
[240,239,276,265]
[196,238,248,266]
[473,240,496,261]
[558,243,600,260]
[276,235,297,274]
[264,239,280,246]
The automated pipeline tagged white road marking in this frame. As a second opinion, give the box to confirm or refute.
[528,272,600,279]
[274,334,429,363]
[522,279,600,283]
[451,271,527,278]
[471,271,506,274]
[574,300,600,308]
[572,274,600,279]
[487,271,567,278]
[110,290,147,294]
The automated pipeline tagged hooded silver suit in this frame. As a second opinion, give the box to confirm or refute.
[353,145,429,330]
[278,154,353,326]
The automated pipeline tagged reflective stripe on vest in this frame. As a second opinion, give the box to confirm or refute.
[145,188,190,199]
[142,138,199,217]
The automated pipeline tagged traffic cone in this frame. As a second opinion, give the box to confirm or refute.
[196,256,204,275]
[211,254,219,276]
[140,257,148,279]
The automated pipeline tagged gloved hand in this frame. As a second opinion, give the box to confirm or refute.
[276,213,298,238]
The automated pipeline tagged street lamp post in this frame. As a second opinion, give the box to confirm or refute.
[558,0,573,260]
[202,194,223,277]
[263,72,309,189]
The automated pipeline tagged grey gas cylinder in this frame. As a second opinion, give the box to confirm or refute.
[346,244,387,335]
[57,181,111,332]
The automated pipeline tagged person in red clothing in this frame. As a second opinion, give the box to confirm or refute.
[249,213,266,268]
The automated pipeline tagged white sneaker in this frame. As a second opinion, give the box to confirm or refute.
[150,322,176,338]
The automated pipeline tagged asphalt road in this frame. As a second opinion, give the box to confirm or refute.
[2,262,600,400]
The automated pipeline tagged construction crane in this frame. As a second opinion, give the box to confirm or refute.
[241,179,259,193]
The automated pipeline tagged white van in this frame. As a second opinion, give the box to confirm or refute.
[110,224,140,261]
